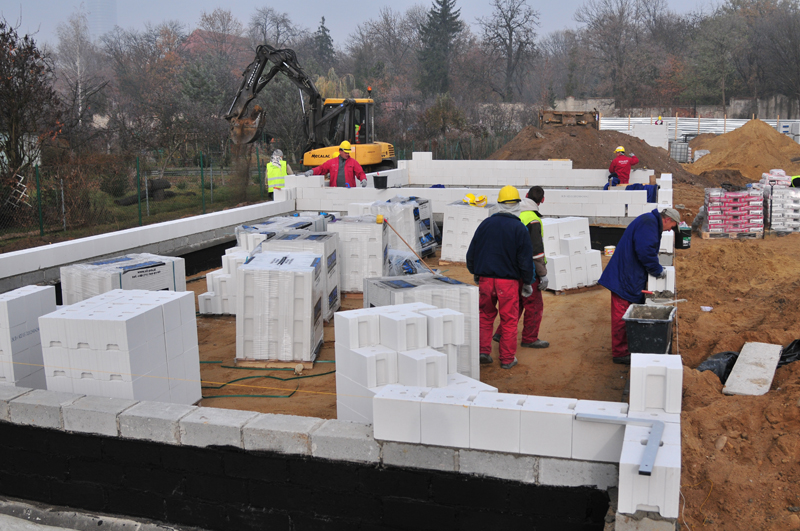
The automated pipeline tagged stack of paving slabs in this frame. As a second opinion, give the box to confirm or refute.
[0,285,56,389]
[326,216,390,293]
[440,201,499,262]
[703,188,764,235]
[541,217,602,291]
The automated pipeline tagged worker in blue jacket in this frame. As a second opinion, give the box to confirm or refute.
[467,185,534,370]
[599,208,680,365]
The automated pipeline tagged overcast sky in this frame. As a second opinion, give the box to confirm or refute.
[3,0,712,49]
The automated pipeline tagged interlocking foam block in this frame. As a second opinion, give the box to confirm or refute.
[334,308,381,349]
[335,373,378,423]
[420,388,472,447]
[629,354,683,413]
[586,250,602,284]
[659,231,675,253]
[548,255,572,291]
[469,392,524,453]
[647,266,675,293]
[560,236,589,257]
[379,311,427,352]
[520,395,577,458]
[569,253,589,288]
[373,385,429,443]
[346,345,398,388]
[618,425,681,518]
[572,400,629,462]
[397,348,447,388]
[418,308,465,348]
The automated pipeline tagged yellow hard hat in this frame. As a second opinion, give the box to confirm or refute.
[339,140,352,153]
[463,193,476,205]
[474,195,487,207]
[497,185,521,204]
[615,146,626,153]
[658,116,662,120]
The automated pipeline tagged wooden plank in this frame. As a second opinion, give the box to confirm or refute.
[700,230,761,240]
[234,358,316,370]
[342,292,363,299]
[722,342,782,396]
[437,260,466,267]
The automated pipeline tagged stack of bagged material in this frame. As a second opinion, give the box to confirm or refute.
[768,188,800,232]
[236,252,324,362]
[260,231,341,320]
[39,289,200,404]
[0,285,56,389]
[60,254,186,305]
[326,216,390,293]
[703,188,764,235]
[440,202,499,262]
[755,169,793,188]
[362,274,480,379]
[541,217,602,291]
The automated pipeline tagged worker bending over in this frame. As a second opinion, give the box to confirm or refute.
[466,186,534,370]
[609,146,639,185]
[305,141,367,187]
[598,208,680,365]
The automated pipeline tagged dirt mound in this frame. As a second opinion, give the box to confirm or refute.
[489,125,697,183]
[687,119,800,180]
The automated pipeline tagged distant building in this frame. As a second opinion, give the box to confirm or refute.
[87,0,117,41]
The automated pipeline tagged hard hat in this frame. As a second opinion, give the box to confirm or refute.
[497,185,521,204]
[474,195,487,207]
[614,146,626,153]
[463,193,476,205]
[339,141,352,153]
[658,116,662,120]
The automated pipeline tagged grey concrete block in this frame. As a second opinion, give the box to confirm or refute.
[539,457,618,489]
[0,386,33,421]
[8,389,84,429]
[615,511,678,531]
[458,449,538,483]
[119,401,197,444]
[62,395,137,437]
[180,407,259,448]
[382,442,458,472]
[310,420,381,464]
[723,342,782,396]
[243,413,324,455]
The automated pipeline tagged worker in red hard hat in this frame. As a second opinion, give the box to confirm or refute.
[305,141,367,188]
[608,146,640,185]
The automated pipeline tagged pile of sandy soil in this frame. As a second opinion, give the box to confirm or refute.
[688,120,800,180]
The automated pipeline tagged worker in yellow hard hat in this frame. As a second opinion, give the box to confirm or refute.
[609,145,639,185]
[305,140,367,187]
[466,185,534,370]
[655,116,663,125]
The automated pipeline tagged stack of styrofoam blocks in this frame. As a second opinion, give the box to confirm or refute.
[619,353,683,519]
[261,232,341,321]
[647,266,676,294]
[541,217,602,291]
[199,248,250,315]
[440,201,499,262]
[234,222,285,254]
[38,289,200,404]
[334,302,476,424]
[60,254,187,305]
[767,188,800,233]
[363,274,480,379]
[0,286,56,389]
[271,213,328,232]
[326,216,390,293]
[703,188,764,235]
[539,189,650,218]
[235,252,324,362]
[350,197,437,256]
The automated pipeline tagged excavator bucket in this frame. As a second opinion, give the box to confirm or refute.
[229,105,265,145]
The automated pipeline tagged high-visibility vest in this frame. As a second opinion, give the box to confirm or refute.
[520,209,547,264]
[267,161,287,192]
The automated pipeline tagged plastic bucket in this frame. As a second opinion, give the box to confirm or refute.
[675,227,691,249]
[622,304,677,354]
[373,174,387,189]
[604,245,615,256]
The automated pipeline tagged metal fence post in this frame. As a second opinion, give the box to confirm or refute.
[35,166,43,236]
[136,157,142,226]
[200,152,206,214]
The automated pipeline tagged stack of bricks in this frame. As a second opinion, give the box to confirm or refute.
[0,285,56,389]
[235,252,324,362]
[38,289,200,404]
[440,201,499,262]
[326,216,390,293]
[703,188,764,236]
[541,217,602,291]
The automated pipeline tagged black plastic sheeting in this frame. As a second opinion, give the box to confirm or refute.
[697,340,800,384]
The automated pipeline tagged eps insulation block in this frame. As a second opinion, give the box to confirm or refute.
[373,385,429,443]
[469,392,524,453]
[618,425,681,518]
[420,388,473,448]
[572,400,629,462]
[326,216,389,293]
[519,395,577,458]
[629,354,683,413]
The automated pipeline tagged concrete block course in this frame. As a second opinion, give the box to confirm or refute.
[8,389,84,429]
[179,407,259,448]
[242,413,324,455]
[382,441,458,472]
[539,457,619,489]
[458,449,538,483]
[118,400,197,444]
[310,419,381,463]
[62,395,137,436]
[0,386,32,421]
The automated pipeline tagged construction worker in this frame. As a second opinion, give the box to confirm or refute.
[304,141,367,187]
[267,149,291,198]
[598,208,680,365]
[655,116,664,125]
[466,186,534,370]
[609,146,640,185]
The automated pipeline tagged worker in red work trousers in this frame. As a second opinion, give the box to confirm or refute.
[466,185,534,370]
[598,208,679,365]
[492,186,549,349]
[304,140,367,187]
[608,146,640,185]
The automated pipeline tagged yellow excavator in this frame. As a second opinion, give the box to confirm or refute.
[225,44,396,172]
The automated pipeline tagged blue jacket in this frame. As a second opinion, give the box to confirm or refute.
[466,212,534,284]
[599,209,664,303]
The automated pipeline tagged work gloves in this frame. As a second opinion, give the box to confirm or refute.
[304,169,314,176]
[538,276,549,291]
[655,270,667,279]
[521,284,533,298]
[628,152,635,158]
[360,179,367,187]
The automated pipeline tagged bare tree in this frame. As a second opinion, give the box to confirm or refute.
[197,8,244,56]
[248,7,300,49]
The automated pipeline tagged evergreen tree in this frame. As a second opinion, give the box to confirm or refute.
[417,0,464,96]
[313,17,335,73]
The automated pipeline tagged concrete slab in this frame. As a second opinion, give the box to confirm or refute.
[179,407,259,449]
[118,401,197,444]
[62,396,137,437]
[8,389,84,429]
[382,442,458,472]
[723,342,783,396]
[615,510,678,531]
[242,413,325,455]
[539,457,618,489]
[458,449,538,483]
[0,386,32,421]
[310,419,381,464]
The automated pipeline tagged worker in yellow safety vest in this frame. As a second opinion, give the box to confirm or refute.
[267,149,292,198]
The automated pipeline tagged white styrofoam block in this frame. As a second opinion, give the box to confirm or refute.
[418,308,465,348]
[334,309,380,349]
[397,348,447,388]
[629,354,683,414]
[520,395,578,458]
[560,236,589,257]
[379,312,427,352]
[436,344,458,373]
[657,188,673,206]
[647,266,675,293]
[623,422,681,447]
[548,255,572,291]
[585,250,602,284]
[335,373,377,422]
[618,429,681,518]
[659,231,675,253]
[627,408,680,425]
[347,345,398,388]
[420,387,472,448]
[572,400,629,462]
[569,254,588,288]
[469,392,525,453]
[372,385,429,443]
